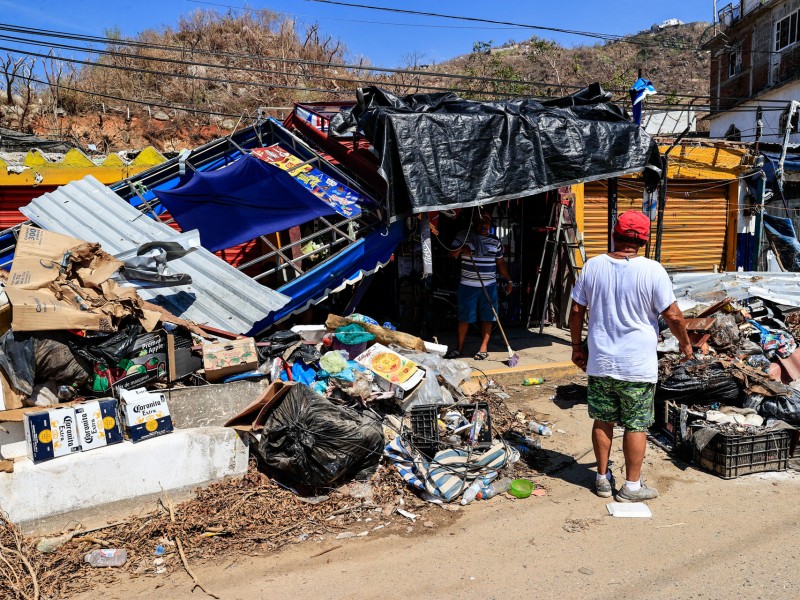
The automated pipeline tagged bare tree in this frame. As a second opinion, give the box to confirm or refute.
[0,52,26,105]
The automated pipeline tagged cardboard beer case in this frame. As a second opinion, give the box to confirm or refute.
[202,337,258,382]
[119,388,174,442]
[75,399,123,451]
[24,406,82,463]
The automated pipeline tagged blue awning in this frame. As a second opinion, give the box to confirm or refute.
[155,154,338,252]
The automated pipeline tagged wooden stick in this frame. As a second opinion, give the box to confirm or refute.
[311,545,342,558]
[326,314,426,351]
[164,492,220,600]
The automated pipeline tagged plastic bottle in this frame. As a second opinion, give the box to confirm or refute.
[84,549,128,567]
[522,377,545,386]
[460,471,498,505]
[476,477,513,500]
[528,420,553,437]
[503,431,542,450]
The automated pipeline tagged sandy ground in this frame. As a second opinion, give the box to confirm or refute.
[70,375,800,600]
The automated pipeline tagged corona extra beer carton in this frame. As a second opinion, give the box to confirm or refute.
[74,399,123,451]
[119,388,173,443]
[24,406,81,463]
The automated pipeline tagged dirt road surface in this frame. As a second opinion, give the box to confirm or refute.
[71,376,800,600]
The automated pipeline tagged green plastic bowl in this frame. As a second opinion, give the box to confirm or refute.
[509,479,534,499]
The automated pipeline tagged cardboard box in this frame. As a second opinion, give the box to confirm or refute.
[112,331,169,392]
[224,381,294,431]
[6,225,159,333]
[24,407,82,463]
[202,338,258,383]
[0,367,23,411]
[120,388,173,442]
[75,399,123,451]
[354,343,424,397]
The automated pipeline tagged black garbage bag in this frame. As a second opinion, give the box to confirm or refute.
[747,391,800,424]
[258,330,302,361]
[0,330,92,396]
[657,361,742,406]
[287,343,321,365]
[67,318,145,366]
[255,384,383,488]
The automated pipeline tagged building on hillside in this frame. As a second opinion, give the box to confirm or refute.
[706,0,800,143]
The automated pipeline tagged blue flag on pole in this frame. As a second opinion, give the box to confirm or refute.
[629,78,657,125]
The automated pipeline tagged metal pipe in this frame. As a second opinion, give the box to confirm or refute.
[607,178,618,252]
[751,171,767,271]
[654,155,669,263]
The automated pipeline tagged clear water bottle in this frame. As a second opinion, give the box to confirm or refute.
[84,549,128,567]
[528,420,553,437]
[476,477,513,500]
[460,471,498,505]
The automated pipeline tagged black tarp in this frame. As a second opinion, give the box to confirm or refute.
[331,84,662,220]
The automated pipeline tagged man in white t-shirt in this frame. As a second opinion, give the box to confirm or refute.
[569,210,692,502]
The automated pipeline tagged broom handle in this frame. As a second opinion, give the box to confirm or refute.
[468,255,513,350]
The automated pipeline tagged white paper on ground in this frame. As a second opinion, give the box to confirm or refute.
[606,502,652,518]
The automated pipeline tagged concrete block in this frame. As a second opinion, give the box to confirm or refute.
[164,380,271,428]
[0,426,247,527]
[0,421,25,457]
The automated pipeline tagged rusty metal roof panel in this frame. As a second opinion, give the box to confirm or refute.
[20,175,290,334]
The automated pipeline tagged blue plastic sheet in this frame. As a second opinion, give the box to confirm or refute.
[764,213,800,272]
[155,154,338,252]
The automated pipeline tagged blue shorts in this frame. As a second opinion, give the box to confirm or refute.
[458,283,497,323]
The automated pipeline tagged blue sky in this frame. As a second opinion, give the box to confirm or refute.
[3,0,714,66]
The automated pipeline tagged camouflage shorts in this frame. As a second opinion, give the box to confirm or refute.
[587,376,655,432]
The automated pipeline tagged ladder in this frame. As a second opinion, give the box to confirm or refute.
[526,187,586,333]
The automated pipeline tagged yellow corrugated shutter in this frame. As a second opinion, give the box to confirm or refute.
[583,180,729,272]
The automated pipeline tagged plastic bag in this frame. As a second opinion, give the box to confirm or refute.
[288,344,321,365]
[67,319,145,366]
[333,324,375,345]
[259,330,301,361]
[657,361,742,406]
[320,351,348,374]
[255,384,384,487]
[753,390,800,423]
[711,314,739,348]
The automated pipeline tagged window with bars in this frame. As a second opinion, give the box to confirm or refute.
[776,10,799,51]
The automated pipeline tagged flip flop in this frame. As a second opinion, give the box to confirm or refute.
[474,352,489,360]
[444,350,462,359]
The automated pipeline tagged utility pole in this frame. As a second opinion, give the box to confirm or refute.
[714,0,718,36]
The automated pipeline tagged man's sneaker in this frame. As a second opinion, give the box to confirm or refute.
[594,474,614,498]
[615,480,659,502]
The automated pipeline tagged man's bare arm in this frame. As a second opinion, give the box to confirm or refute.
[661,302,693,359]
[569,302,588,371]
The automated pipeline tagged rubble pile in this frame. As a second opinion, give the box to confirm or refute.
[654,291,800,476]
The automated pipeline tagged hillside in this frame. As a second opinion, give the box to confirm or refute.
[2,13,713,152]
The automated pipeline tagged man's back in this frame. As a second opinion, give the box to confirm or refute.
[572,254,674,383]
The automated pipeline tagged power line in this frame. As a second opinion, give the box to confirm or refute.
[0,38,514,100]
[296,0,706,50]
[189,0,532,30]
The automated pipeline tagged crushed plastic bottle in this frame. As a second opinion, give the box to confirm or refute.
[522,377,545,386]
[476,477,513,500]
[527,420,553,437]
[504,431,542,451]
[84,549,127,567]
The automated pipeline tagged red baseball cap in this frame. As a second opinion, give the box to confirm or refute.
[614,210,650,241]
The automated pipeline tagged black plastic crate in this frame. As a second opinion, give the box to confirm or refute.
[409,404,439,459]
[693,428,792,479]
[458,401,493,450]
[663,402,706,443]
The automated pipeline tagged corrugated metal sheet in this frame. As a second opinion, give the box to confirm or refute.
[20,176,290,335]
[672,272,800,308]
[583,180,730,272]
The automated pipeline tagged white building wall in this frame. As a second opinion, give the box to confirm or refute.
[709,79,800,142]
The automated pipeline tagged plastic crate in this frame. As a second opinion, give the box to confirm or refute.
[459,402,493,450]
[663,402,706,443]
[409,404,439,459]
[693,428,792,479]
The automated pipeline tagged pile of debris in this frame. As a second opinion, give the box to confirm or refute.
[0,223,546,598]
[655,277,800,477]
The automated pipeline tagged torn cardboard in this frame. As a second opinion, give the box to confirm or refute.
[6,225,159,333]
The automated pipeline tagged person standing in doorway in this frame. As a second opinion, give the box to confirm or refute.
[445,209,513,360]
[568,210,692,502]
